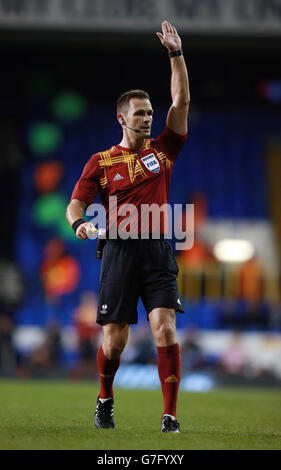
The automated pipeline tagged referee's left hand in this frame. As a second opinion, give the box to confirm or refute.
[156,20,182,52]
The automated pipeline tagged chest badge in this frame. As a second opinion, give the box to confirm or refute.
[141,153,160,173]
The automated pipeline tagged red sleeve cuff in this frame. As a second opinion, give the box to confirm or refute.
[70,181,99,206]
[154,126,187,162]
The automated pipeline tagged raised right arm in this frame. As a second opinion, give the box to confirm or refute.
[157,21,190,136]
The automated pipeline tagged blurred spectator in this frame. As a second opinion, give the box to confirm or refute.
[132,324,156,364]
[0,258,24,311]
[0,258,23,377]
[237,256,271,331]
[268,299,281,330]
[40,238,80,304]
[219,299,239,328]
[239,256,264,303]
[248,334,281,380]
[121,324,156,364]
[220,298,270,330]
[69,291,101,380]
[220,331,247,376]
[29,320,62,374]
[180,328,206,373]
[178,192,215,268]
[34,161,63,194]
[0,313,16,376]
[245,300,270,329]
[180,238,215,269]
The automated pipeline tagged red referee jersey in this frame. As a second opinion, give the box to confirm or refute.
[71,126,187,235]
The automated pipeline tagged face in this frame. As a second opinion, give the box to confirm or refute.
[122,98,153,136]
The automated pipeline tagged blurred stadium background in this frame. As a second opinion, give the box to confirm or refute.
[0,0,281,392]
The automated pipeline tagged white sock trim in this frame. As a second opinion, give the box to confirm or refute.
[163,414,176,421]
[99,397,112,403]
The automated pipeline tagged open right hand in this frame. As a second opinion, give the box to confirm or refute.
[156,21,182,52]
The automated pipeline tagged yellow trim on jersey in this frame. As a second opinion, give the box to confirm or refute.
[122,151,135,183]
[99,151,112,167]
[97,142,171,189]
[98,152,136,168]
[156,151,172,169]
[144,139,151,150]
[135,159,146,178]
[99,173,108,189]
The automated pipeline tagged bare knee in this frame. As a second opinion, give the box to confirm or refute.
[149,308,177,347]
[154,320,176,347]
[102,338,126,360]
[102,323,129,360]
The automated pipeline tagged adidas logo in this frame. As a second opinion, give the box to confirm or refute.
[113,173,124,181]
[164,375,178,383]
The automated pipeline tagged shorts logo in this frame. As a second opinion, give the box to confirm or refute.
[177,298,181,305]
[100,304,108,314]
[141,153,160,173]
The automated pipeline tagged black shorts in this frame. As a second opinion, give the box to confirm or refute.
[96,238,184,325]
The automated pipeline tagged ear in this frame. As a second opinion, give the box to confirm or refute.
[117,114,125,126]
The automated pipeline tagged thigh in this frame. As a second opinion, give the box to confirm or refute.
[97,240,140,325]
[140,240,184,317]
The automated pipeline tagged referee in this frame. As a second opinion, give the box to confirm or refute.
[66,21,190,433]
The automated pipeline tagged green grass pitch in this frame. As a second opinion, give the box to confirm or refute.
[0,379,280,450]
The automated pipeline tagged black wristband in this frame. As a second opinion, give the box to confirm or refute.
[168,49,183,58]
[72,218,86,233]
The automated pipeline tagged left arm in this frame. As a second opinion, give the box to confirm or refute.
[157,21,190,135]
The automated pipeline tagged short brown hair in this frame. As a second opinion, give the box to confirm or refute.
[117,89,150,115]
